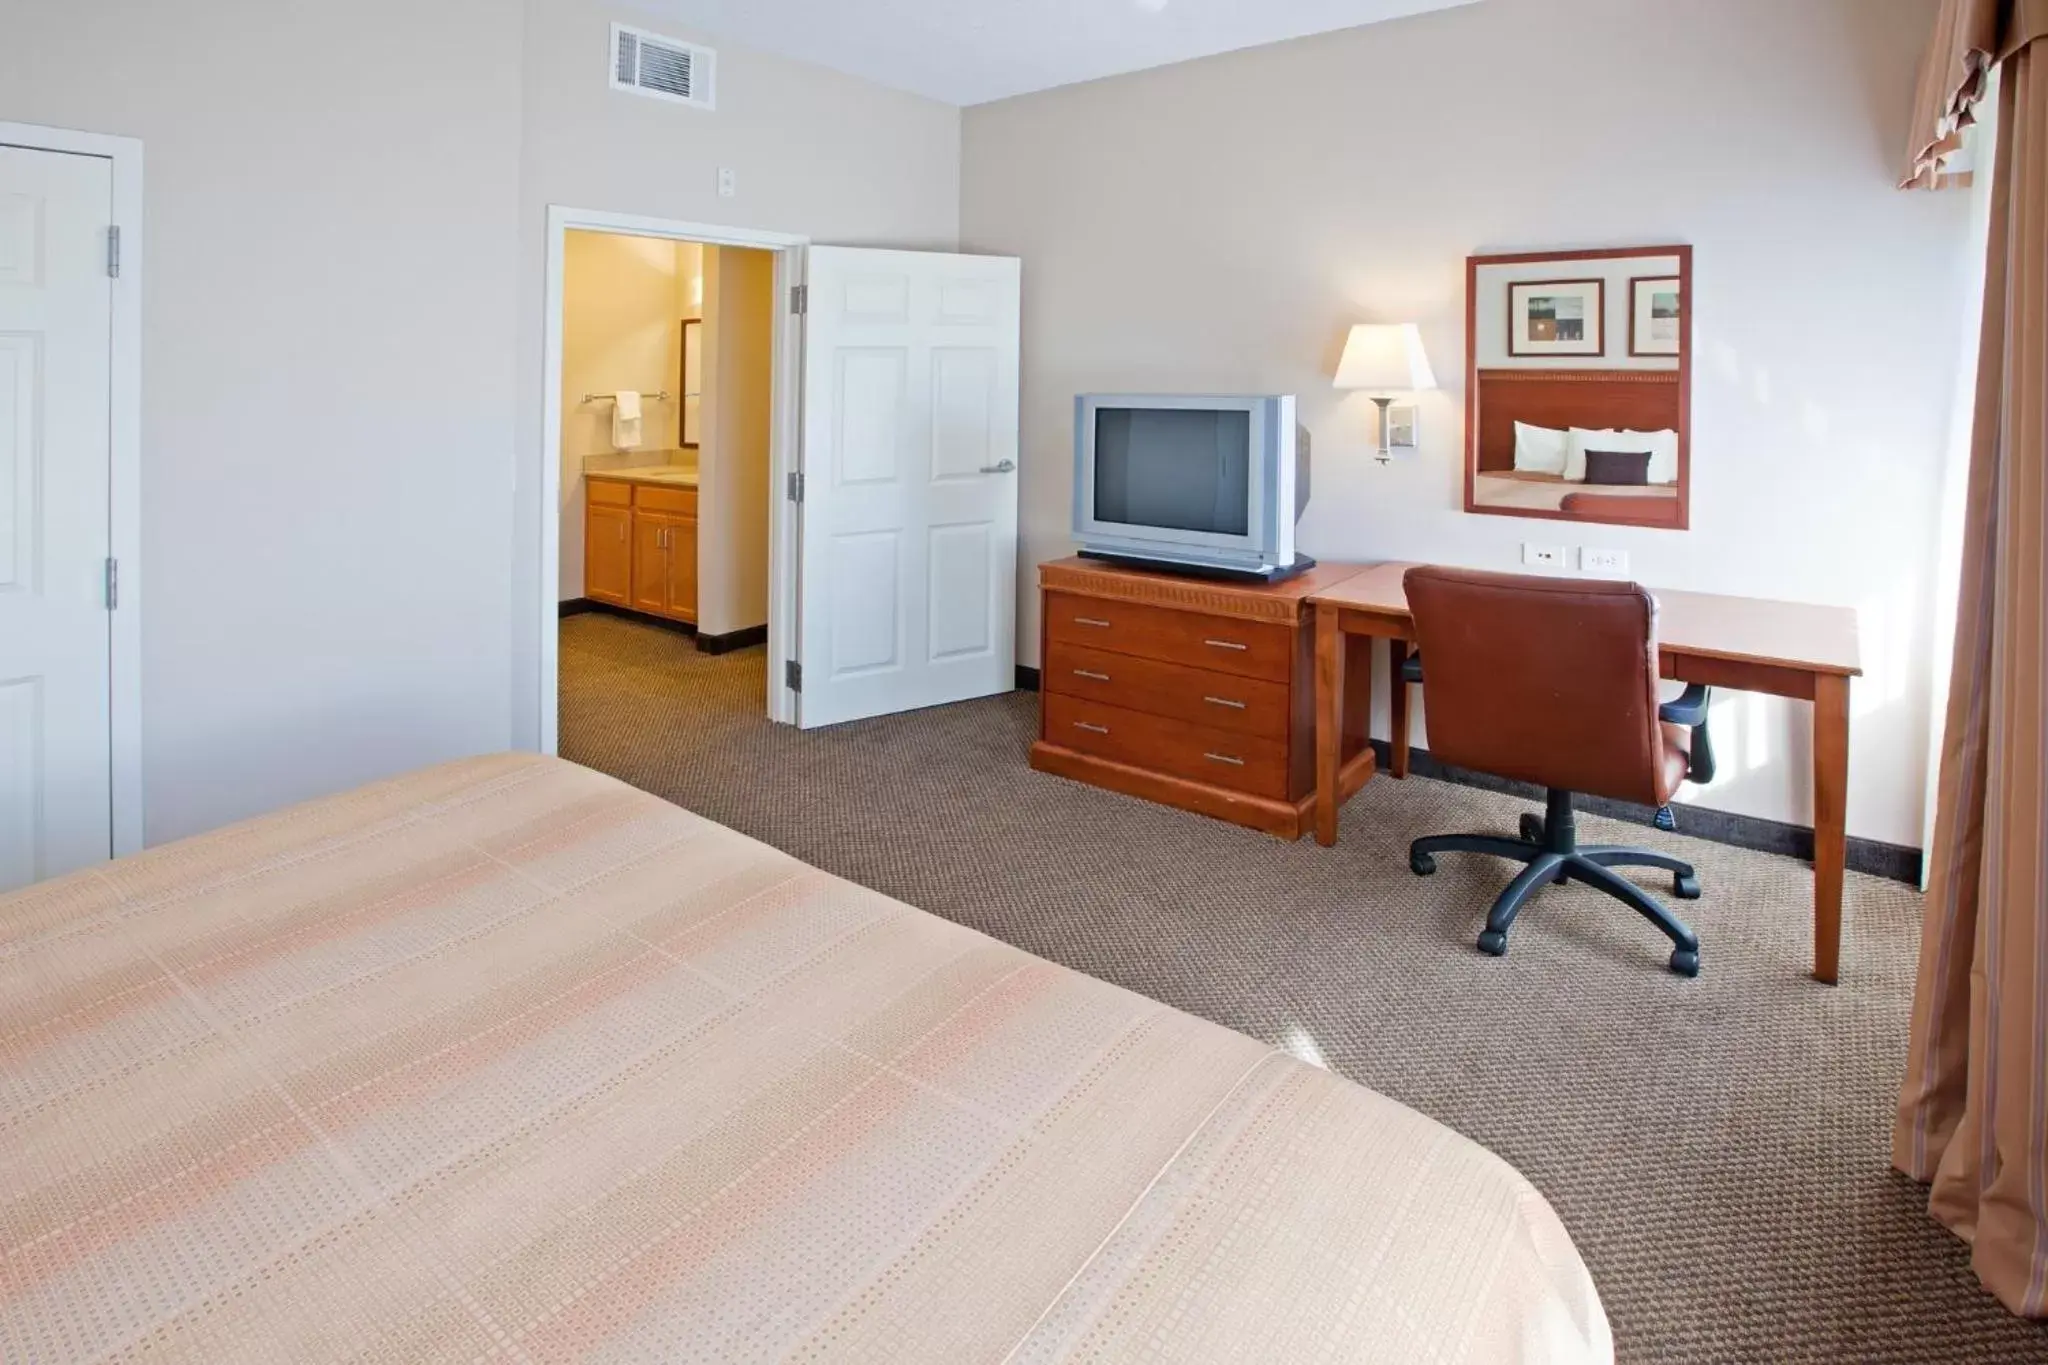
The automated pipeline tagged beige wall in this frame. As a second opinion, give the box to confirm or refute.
[556,233,697,599]
[0,0,526,843]
[697,247,777,637]
[561,231,685,458]
[512,0,963,737]
[961,0,1974,847]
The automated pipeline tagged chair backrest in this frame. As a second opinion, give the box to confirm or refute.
[1404,566,1670,806]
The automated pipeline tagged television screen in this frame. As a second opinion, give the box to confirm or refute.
[1092,407,1251,537]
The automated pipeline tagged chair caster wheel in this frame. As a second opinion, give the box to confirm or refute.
[1519,813,1544,843]
[1477,929,1508,957]
[1669,947,1700,977]
[1673,873,1701,900]
[1410,852,1436,876]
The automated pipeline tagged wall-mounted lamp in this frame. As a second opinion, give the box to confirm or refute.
[1333,323,1437,463]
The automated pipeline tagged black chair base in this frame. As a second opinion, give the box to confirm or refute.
[1409,789,1701,977]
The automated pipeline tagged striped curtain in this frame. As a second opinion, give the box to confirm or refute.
[1893,0,2048,1319]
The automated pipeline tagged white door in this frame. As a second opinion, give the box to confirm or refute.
[0,144,115,892]
[797,247,1021,728]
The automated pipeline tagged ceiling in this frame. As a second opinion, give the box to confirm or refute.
[637,0,1481,107]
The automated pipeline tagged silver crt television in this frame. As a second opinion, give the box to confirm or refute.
[1072,394,1312,583]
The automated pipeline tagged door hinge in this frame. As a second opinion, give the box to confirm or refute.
[789,283,807,315]
[106,226,121,279]
[785,660,802,693]
[786,470,805,503]
[104,558,118,610]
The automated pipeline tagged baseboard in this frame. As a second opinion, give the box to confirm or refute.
[1371,741,1922,885]
[560,600,697,636]
[696,625,767,656]
[1015,665,1041,692]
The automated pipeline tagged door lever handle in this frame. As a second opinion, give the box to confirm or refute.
[979,459,1017,473]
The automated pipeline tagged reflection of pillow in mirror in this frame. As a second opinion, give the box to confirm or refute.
[1564,427,1627,482]
[1583,449,1652,485]
[1513,421,1568,475]
[1624,429,1681,484]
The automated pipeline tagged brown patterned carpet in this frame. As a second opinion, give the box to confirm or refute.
[560,612,2048,1364]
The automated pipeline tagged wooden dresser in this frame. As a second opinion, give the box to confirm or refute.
[1029,557,1376,840]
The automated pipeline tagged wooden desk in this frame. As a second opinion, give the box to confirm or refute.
[1310,563,1862,983]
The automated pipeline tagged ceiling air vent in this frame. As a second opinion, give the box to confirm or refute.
[610,23,716,111]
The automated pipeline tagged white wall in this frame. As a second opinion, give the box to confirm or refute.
[513,0,963,740]
[0,0,525,843]
[697,246,776,636]
[961,0,1973,847]
[0,0,960,844]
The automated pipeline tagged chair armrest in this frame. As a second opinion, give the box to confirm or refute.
[1658,684,1716,784]
[1400,652,1424,685]
[1658,684,1710,727]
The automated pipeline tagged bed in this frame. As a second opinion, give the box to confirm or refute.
[1,754,1610,1363]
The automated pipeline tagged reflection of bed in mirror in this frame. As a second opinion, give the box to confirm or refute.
[1465,245,1691,531]
[1470,369,1683,528]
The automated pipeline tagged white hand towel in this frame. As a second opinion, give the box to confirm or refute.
[611,391,643,451]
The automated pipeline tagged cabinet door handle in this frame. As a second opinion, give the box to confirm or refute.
[1204,752,1246,767]
[1204,696,1247,710]
[657,527,666,549]
[1073,669,1111,682]
[1073,721,1110,735]
[1204,639,1249,652]
[1074,617,1111,629]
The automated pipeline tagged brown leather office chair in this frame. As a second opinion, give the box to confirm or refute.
[1401,566,1716,977]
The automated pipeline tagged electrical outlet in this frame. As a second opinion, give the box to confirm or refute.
[1581,547,1630,577]
[1522,543,1567,570]
[717,167,736,198]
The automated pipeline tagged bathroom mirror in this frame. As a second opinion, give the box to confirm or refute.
[680,317,703,448]
[1465,246,1691,530]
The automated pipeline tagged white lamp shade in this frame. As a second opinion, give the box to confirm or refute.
[1333,323,1437,392]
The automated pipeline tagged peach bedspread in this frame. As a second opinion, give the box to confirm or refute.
[1,754,1609,1363]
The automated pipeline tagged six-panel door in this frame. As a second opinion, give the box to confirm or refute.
[0,144,115,892]
[797,247,1022,728]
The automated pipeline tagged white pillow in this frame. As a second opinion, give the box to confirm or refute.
[1625,428,1681,484]
[1513,421,1568,476]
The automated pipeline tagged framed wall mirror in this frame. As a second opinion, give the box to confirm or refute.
[1465,245,1691,530]
[680,316,703,448]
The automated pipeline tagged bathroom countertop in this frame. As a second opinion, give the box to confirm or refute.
[586,466,699,488]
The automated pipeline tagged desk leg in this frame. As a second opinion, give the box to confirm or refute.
[1388,638,1412,779]
[1315,604,1343,847]
[1812,674,1849,985]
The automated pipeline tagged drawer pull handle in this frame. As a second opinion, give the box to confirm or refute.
[1073,721,1110,735]
[1074,617,1112,628]
[1204,638,1249,651]
[1073,669,1112,682]
[1204,752,1247,767]
[1204,696,1247,710]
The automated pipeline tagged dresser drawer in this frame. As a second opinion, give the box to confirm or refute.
[1043,592,1293,682]
[635,485,699,515]
[1044,642,1289,740]
[586,478,633,507]
[1044,693,1288,799]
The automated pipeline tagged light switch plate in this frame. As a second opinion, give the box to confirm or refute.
[717,167,736,198]
[1581,547,1630,576]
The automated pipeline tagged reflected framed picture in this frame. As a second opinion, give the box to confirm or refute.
[1630,276,1682,357]
[1508,278,1604,357]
